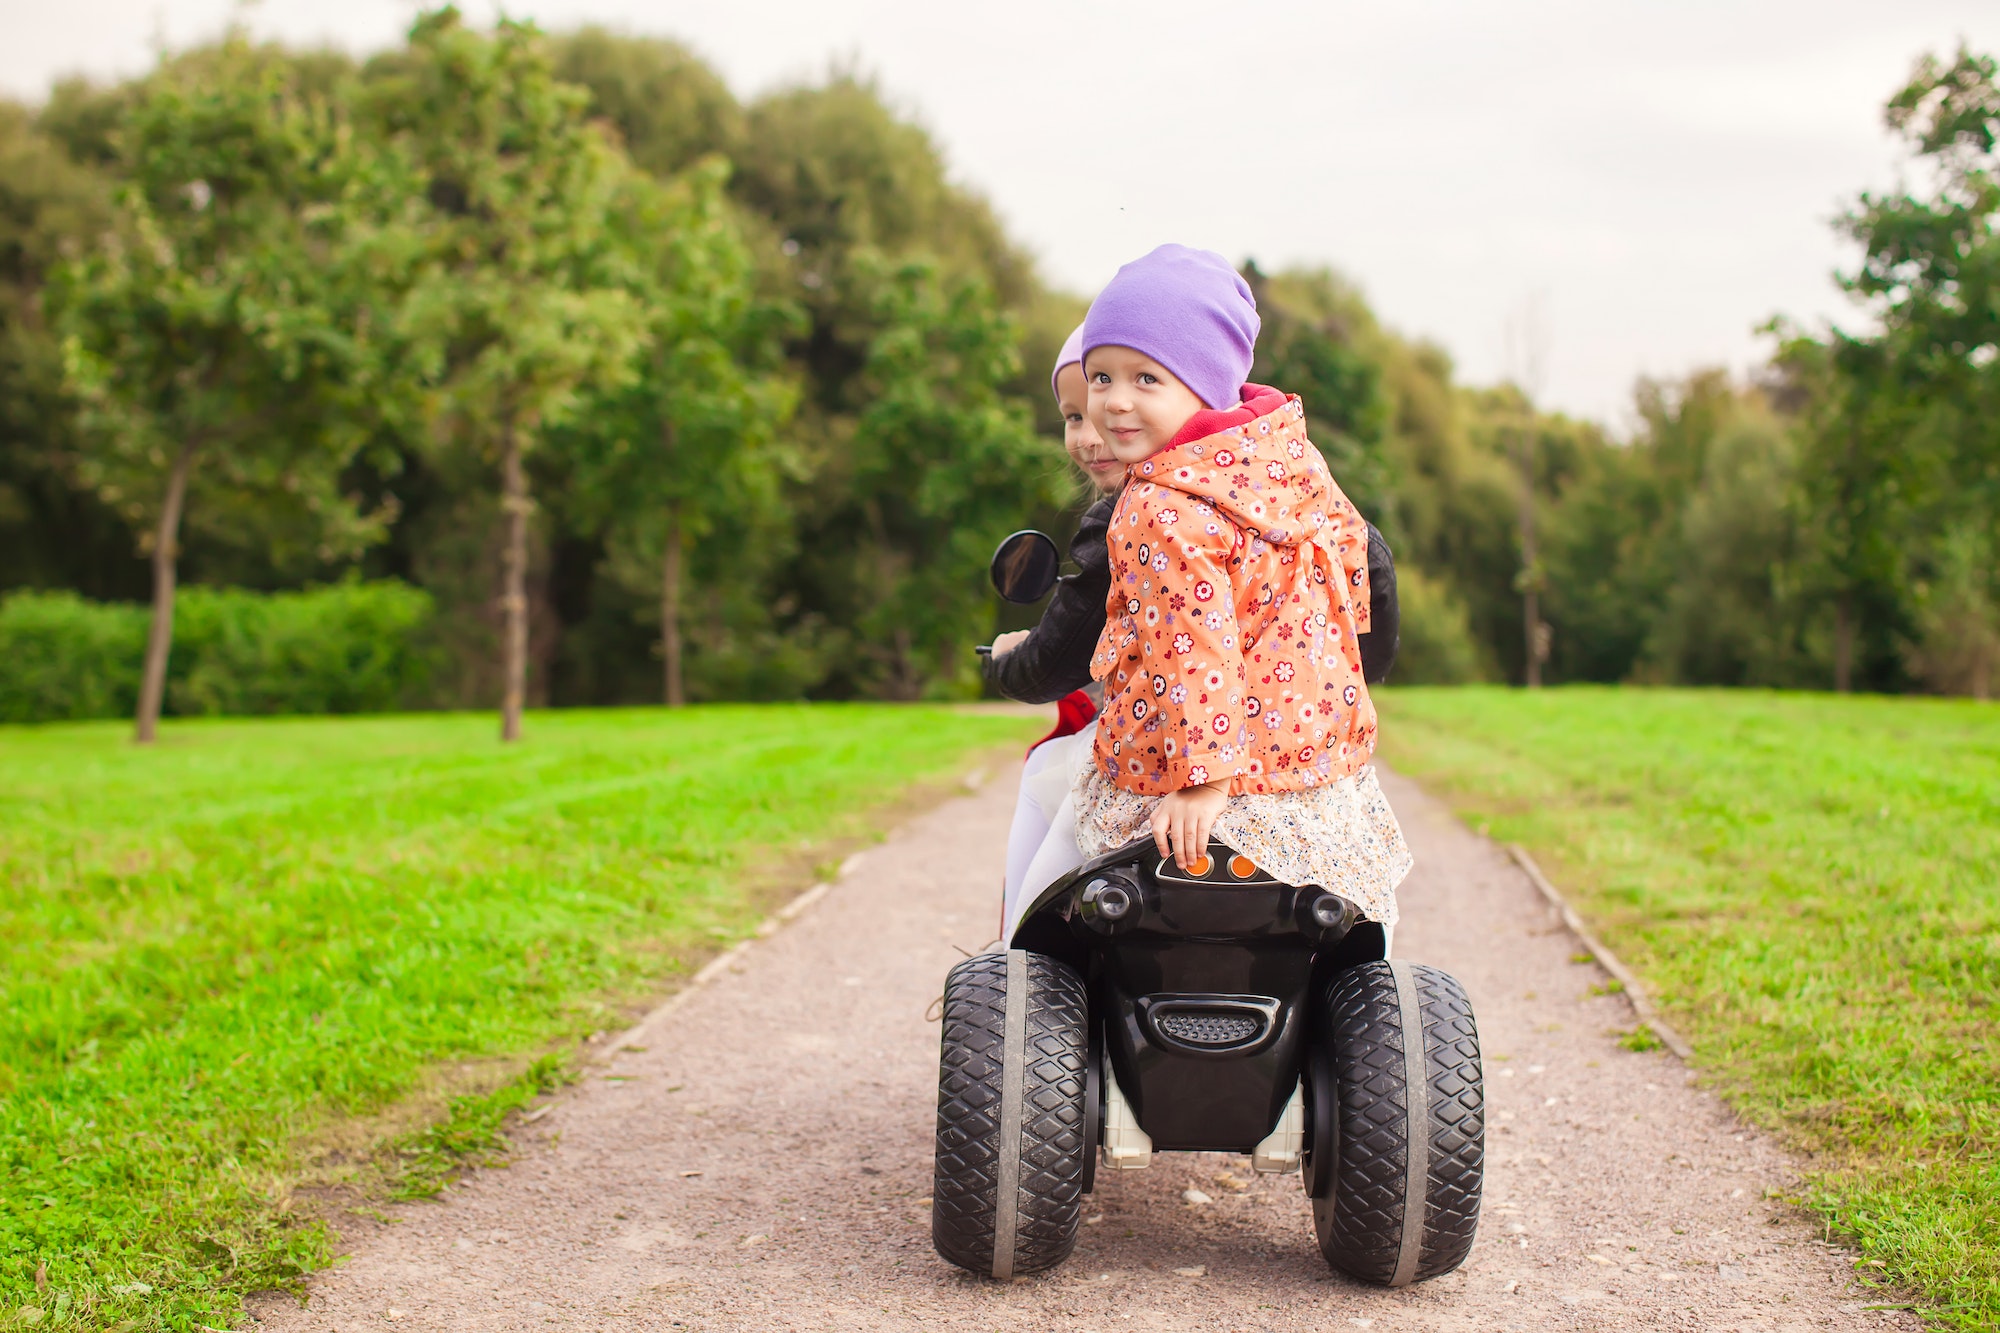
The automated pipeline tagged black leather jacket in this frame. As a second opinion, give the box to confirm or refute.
[984,492,1118,705]
[1358,523,1400,685]
[986,496,1402,703]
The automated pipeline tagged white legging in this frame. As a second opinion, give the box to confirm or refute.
[1000,732,1091,942]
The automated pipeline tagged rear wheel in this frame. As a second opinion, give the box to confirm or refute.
[932,950,1090,1279]
[1306,959,1484,1286]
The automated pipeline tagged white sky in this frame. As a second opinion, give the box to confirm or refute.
[4,0,1993,424]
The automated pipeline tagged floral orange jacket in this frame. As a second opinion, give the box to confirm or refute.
[1089,385,1378,797]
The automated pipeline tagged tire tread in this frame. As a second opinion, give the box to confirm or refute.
[1312,960,1483,1285]
[932,952,1088,1277]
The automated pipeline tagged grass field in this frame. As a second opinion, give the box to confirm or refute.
[0,705,1037,1332]
[1378,687,1999,1330]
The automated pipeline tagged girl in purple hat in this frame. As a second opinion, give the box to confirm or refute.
[1016,245,1412,952]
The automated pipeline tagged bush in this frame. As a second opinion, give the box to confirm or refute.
[171,582,438,716]
[0,581,436,723]
[1390,565,1491,685]
[0,591,146,723]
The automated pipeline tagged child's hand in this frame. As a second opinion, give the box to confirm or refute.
[1150,780,1230,870]
[989,629,1031,659]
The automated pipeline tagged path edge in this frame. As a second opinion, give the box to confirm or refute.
[1504,843,1695,1062]
[603,763,1001,1061]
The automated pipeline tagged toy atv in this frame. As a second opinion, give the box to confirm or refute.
[930,533,1483,1285]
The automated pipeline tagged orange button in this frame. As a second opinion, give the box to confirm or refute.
[1185,854,1213,876]
[1228,854,1256,879]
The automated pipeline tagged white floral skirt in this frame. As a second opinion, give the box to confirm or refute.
[1071,764,1413,926]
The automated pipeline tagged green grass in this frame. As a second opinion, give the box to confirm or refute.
[0,705,1035,1331]
[1378,686,2000,1329]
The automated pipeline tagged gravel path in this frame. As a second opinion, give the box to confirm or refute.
[256,763,1917,1333]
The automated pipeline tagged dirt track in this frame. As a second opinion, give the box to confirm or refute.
[256,760,1918,1332]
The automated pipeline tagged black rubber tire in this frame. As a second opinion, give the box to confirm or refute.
[1309,959,1484,1286]
[931,950,1090,1279]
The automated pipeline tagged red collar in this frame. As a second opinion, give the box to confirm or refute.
[1159,384,1289,451]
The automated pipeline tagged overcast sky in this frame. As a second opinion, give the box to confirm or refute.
[5,0,1994,424]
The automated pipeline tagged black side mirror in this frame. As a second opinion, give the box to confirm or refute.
[989,530,1060,604]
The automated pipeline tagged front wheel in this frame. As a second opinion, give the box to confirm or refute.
[932,950,1090,1279]
[1306,959,1484,1286]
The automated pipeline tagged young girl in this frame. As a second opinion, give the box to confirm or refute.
[986,324,1127,693]
[1073,244,1411,943]
[990,325,1128,936]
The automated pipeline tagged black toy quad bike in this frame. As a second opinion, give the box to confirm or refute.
[931,532,1484,1286]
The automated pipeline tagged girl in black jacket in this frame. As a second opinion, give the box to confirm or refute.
[987,327,1126,922]
[985,329,1125,703]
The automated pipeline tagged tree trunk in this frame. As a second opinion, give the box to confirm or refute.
[662,504,685,708]
[1833,591,1853,694]
[134,440,198,744]
[1516,417,1543,689]
[892,624,918,701]
[499,418,530,742]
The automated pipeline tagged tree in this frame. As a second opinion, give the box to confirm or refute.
[49,38,387,742]
[561,158,798,705]
[1244,263,1397,521]
[547,28,743,180]
[705,74,1063,700]
[0,100,133,599]
[1846,46,2000,694]
[1501,299,1553,688]
[1245,264,1510,684]
[1769,44,2000,693]
[732,73,1033,311]
[365,9,648,739]
[828,257,1066,698]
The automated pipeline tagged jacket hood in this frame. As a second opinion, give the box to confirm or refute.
[1125,385,1340,549]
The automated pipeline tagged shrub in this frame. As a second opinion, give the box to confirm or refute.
[0,591,146,723]
[171,582,438,717]
[1390,565,1491,685]
[0,581,436,723]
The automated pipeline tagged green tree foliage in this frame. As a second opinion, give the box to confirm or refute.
[12,23,1999,709]
[1251,266,1512,682]
[811,257,1067,698]
[1246,263,1397,518]
[0,100,131,598]
[732,72,1033,310]
[361,9,649,739]
[1789,44,2000,697]
[1389,566,1485,684]
[552,44,1064,700]
[547,28,743,179]
[47,37,390,740]
[558,158,799,705]
[1535,372,1820,687]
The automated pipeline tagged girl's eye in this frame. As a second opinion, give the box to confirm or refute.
[1066,413,1083,424]
[1139,373,1158,385]
[1091,372,1110,384]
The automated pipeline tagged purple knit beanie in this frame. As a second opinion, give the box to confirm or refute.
[1080,245,1259,409]
[1050,323,1085,401]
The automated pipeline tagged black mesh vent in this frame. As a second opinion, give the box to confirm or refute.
[1158,1012,1262,1046]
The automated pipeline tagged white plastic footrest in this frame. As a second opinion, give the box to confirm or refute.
[1100,1059,1153,1170]
[1250,1080,1305,1174]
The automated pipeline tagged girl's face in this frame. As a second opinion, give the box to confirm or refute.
[1055,363,1126,493]
[1085,345,1208,464]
